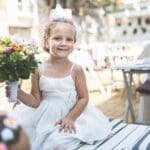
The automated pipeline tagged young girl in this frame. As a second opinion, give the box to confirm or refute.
[0,112,30,150]
[7,17,112,150]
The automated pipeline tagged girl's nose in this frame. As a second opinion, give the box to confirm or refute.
[61,39,67,45]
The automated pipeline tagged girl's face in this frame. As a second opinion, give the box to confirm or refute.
[47,23,76,58]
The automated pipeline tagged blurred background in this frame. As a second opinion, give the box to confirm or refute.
[0,0,150,121]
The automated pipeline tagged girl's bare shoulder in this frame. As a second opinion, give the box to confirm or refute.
[72,63,84,75]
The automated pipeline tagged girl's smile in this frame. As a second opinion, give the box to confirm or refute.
[47,23,76,58]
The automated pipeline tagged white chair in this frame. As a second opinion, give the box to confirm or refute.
[137,43,150,59]
[69,49,107,96]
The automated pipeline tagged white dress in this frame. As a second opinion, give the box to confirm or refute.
[13,65,112,150]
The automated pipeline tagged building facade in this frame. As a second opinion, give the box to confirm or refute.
[0,0,39,41]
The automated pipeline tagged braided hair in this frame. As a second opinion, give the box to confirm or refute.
[0,113,21,150]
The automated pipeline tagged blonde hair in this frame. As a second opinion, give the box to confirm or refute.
[42,17,77,52]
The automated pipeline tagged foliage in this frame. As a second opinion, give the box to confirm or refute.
[0,37,39,82]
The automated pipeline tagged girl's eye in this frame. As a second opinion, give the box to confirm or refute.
[52,37,74,42]
[53,37,61,40]
[67,38,74,42]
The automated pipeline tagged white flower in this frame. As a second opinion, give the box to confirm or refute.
[1,128,14,142]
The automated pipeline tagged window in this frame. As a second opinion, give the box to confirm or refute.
[17,0,34,13]
[29,0,33,12]
[18,0,23,11]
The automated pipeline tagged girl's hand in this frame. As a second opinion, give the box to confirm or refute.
[5,84,10,98]
[55,117,76,134]
[5,83,20,98]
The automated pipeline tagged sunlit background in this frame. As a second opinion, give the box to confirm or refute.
[0,0,150,121]
[0,0,150,42]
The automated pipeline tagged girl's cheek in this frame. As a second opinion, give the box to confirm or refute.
[70,44,74,49]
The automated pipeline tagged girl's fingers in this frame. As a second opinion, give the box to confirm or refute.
[68,125,73,134]
[5,86,10,97]
[60,124,76,134]
[59,124,65,132]
[72,126,76,133]
[55,119,61,126]
[64,126,68,133]
[56,118,76,134]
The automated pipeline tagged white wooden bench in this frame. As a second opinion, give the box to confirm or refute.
[76,118,150,150]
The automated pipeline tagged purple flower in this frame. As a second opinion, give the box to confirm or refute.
[4,47,12,53]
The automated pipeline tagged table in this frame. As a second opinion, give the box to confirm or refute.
[113,64,150,123]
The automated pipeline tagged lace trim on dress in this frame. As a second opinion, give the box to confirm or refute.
[39,62,76,78]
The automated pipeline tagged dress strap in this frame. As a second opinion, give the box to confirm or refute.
[38,62,45,76]
[70,63,75,74]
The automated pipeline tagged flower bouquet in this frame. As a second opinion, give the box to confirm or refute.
[0,37,38,102]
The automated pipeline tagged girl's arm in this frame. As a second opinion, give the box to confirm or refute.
[17,69,41,108]
[66,65,89,120]
[57,65,89,133]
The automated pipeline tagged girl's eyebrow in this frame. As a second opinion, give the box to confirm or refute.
[52,35,74,38]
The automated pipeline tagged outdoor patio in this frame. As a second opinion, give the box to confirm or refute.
[0,67,140,123]
[0,0,150,149]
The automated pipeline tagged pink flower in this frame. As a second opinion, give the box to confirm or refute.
[4,47,12,53]
[0,143,7,150]
[4,116,19,129]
